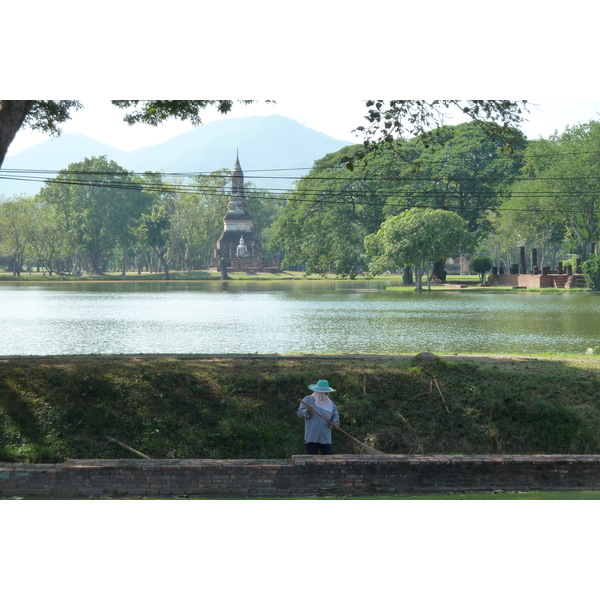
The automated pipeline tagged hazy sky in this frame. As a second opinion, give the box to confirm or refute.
[8,98,600,156]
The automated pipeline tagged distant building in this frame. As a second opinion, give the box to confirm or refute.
[212,153,263,272]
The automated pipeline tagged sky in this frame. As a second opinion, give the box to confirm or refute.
[7,98,600,157]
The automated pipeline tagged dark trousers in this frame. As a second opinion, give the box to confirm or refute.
[305,442,333,455]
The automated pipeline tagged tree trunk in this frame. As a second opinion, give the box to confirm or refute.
[0,101,34,167]
[414,266,423,292]
[431,259,446,282]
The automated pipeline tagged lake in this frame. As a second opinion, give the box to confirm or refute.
[0,280,599,355]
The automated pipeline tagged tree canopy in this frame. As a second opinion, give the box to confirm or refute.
[510,122,600,261]
[365,208,475,291]
[270,121,525,277]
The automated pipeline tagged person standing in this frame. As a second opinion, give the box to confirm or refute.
[297,379,340,455]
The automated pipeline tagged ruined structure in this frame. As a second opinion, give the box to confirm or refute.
[212,153,264,273]
[487,246,587,289]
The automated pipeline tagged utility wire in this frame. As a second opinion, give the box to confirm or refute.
[0,174,592,214]
[1,172,597,200]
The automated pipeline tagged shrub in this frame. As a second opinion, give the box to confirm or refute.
[582,255,600,290]
[472,256,492,283]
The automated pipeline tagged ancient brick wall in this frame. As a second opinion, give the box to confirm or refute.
[2,455,600,498]
[487,274,554,288]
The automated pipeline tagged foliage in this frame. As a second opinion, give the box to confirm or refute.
[37,156,152,274]
[0,100,245,167]
[0,198,30,275]
[269,122,526,277]
[269,145,384,276]
[472,256,492,282]
[0,101,83,168]
[365,208,475,290]
[1,160,283,276]
[346,100,529,169]
[0,99,526,169]
[111,100,259,126]
[380,122,527,240]
[582,255,600,290]
[512,122,600,261]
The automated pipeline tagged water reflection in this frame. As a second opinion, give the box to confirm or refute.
[0,281,598,355]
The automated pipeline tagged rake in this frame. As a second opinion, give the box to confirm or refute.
[298,398,386,455]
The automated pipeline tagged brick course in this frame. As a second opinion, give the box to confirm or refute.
[3,455,600,498]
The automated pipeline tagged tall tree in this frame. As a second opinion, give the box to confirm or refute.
[270,123,525,277]
[269,145,385,277]
[0,198,30,275]
[512,122,600,261]
[38,156,149,274]
[378,121,527,279]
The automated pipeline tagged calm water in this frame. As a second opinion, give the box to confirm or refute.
[0,280,599,355]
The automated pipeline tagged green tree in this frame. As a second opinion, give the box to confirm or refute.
[16,197,69,275]
[582,255,600,291]
[379,121,527,279]
[139,205,171,280]
[0,101,82,169]
[346,100,529,169]
[270,123,524,277]
[471,256,492,283]
[512,122,600,261]
[0,198,31,275]
[365,208,475,291]
[38,156,149,274]
[269,145,385,277]
[186,170,230,269]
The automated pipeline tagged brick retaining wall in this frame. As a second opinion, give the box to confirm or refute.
[3,455,600,498]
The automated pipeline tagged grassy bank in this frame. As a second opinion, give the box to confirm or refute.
[1,353,599,463]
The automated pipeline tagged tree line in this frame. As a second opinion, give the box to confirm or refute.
[271,119,600,288]
[1,118,599,288]
[0,156,285,278]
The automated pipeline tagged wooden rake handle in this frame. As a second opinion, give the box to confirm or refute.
[297,398,386,455]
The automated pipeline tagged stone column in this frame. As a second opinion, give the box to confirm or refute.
[519,246,527,274]
[531,248,538,273]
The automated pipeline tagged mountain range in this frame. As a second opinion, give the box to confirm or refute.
[0,115,355,197]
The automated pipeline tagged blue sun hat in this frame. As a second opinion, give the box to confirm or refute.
[308,379,335,393]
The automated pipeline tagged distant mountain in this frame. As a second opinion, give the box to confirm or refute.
[0,115,354,197]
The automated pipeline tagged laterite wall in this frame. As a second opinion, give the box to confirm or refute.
[3,454,600,499]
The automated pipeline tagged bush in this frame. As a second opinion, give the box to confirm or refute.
[582,255,600,290]
[471,256,492,283]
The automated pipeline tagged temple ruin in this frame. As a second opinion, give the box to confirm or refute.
[487,246,587,289]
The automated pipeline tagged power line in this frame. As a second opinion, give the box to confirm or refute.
[1,172,597,201]
[4,165,600,186]
[0,173,594,215]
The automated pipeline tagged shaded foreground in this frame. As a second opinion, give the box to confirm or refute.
[1,353,599,463]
